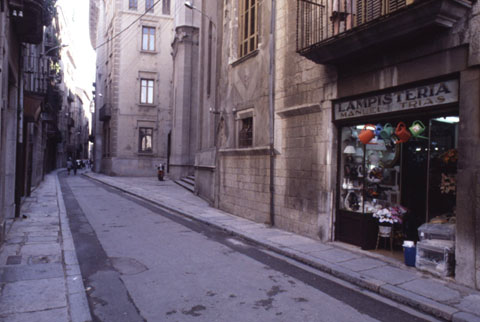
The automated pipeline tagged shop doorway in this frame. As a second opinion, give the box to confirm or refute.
[400,117,429,241]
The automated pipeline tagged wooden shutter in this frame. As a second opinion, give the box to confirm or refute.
[365,0,382,22]
[356,0,364,25]
[387,0,406,13]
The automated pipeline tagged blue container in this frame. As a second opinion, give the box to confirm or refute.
[404,246,416,267]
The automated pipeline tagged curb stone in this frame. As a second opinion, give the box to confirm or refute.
[82,172,476,321]
[55,171,93,322]
[452,312,480,322]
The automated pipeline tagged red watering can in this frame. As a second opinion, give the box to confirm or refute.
[358,124,376,145]
[395,122,411,144]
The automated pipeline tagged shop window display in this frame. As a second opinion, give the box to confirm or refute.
[337,116,458,255]
[340,124,402,214]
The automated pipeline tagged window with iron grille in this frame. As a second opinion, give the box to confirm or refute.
[142,26,155,51]
[139,127,153,153]
[129,0,137,9]
[140,79,154,104]
[162,0,170,15]
[239,117,253,147]
[146,0,154,12]
[239,0,258,58]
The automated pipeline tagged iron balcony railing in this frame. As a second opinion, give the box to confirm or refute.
[10,0,46,44]
[297,0,414,52]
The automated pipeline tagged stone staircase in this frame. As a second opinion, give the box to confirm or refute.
[174,175,195,193]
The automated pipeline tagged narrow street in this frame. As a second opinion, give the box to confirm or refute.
[58,172,436,322]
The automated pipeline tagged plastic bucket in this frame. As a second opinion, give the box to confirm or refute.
[403,246,416,267]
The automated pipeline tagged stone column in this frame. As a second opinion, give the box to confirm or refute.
[170,25,200,179]
[456,67,480,289]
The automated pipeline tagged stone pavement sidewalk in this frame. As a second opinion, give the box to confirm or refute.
[84,171,480,322]
[0,171,92,322]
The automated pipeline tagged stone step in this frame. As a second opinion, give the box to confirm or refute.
[181,177,195,186]
[174,179,194,193]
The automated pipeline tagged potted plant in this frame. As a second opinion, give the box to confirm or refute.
[373,207,404,235]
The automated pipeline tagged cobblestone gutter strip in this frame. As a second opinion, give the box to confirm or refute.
[56,171,92,322]
[84,173,468,321]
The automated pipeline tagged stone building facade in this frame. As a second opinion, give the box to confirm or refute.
[169,0,219,203]
[179,0,480,290]
[90,0,173,176]
[0,0,75,245]
[212,0,337,239]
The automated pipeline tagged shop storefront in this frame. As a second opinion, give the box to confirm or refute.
[333,77,459,275]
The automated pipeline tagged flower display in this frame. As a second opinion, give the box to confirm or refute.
[440,173,456,195]
[373,206,407,224]
[440,149,458,164]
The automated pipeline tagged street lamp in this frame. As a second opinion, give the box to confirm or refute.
[42,44,69,57]
[184,1,216,30]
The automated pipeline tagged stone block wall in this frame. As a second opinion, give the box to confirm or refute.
[271,1,336,240]
[219,154,271,224]
[273,110,333,240]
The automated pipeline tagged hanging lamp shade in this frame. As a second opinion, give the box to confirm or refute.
[344,145,356,154]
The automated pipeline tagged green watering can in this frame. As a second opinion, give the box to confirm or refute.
[409,120,428,139]
[380,123,394,140]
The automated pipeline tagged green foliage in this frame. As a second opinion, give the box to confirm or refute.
[50,60,60,72]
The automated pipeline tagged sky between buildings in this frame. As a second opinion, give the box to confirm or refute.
[58,0,96,118]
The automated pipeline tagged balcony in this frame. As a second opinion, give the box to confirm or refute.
[99,104,112,122]
[67,89,75,103]
[9,0,45,44]
[46,86,63,110]
[23,54,49,96]
[44,25,59,52]
[296,0,473,65]
[40,111,55,124]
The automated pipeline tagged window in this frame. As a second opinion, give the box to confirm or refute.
[139,127,153,153]
[140,79,154,104]
[162,0,170,15]
[146,0,154,12]
[142,27,155,51]
[239,0,258,58]
[239,117,253,147]
[129,0,137,9]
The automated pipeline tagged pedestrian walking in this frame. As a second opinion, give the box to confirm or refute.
[67,158,72,175]
[73,159,78,175]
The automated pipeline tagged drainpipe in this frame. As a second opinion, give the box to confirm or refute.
[15,45,24,218]
[268,0,276,226]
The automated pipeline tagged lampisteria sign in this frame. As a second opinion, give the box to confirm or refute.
[333,79,459,121]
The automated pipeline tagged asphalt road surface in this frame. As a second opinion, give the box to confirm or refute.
[59,172,439,322]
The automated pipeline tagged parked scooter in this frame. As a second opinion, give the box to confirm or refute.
[157,164,165,181]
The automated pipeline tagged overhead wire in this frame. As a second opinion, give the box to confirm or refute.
[94,0,162,50]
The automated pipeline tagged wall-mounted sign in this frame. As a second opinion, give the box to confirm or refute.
[334,79,459,121]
